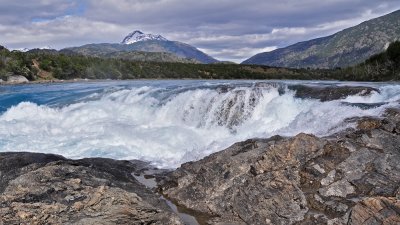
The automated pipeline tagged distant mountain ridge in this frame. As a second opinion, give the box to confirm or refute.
[15,46,53,52]
[243,10,400,68]
[63,30,218,64]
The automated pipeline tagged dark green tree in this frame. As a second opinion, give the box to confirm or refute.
[387,41,400,64]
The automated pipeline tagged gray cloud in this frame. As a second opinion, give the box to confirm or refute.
[0,0,78,24]
[0,0,399,62]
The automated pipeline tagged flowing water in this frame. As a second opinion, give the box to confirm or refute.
[0,80,399,168]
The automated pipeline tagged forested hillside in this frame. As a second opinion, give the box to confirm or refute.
[243,10,400,69]
[334,41,400,81]
[0,46,328,81]
[0,42,399,82]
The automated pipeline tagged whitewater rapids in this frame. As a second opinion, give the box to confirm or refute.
[0,80,399,168]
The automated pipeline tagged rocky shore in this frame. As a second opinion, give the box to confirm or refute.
[162,108,400,225]
[0,155,181,224]
[1,108,400,224]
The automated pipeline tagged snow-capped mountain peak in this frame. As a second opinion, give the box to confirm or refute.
[121,30,168,44]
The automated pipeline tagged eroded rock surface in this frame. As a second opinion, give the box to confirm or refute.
[161,108,400,225]
[0,153,182,225]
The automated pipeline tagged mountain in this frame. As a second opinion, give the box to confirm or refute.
[27,47,197,63]
[99,51,199,63]
[63,30,218,64]
[243,10,400,68]
[121,30,167,44]
[14,46,53,52]
[14,48,29,52]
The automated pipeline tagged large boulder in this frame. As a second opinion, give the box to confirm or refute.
[0,153,182,225]
[161,108,400,224]
[6,75,29,84]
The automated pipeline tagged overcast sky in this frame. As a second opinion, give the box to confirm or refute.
[0,0,399,62]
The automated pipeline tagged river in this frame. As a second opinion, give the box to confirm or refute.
[0,80,399,168]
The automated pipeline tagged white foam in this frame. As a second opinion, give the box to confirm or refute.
[0,83,398,168]
[343,85,400,103]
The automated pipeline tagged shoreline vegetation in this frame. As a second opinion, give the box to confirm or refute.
[1,41,399,84]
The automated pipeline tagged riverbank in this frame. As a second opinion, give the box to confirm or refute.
[0,108,399,224]
[0,78,98,86]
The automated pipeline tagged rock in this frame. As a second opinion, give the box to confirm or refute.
[289,85,379,102]
[161,108,400,224]
[6,75,29,84]
[357,117,383,130]
[0,153,182,225]
[319,180,355,198]
[321,170,336,186]
[349,197,400,225]
[161,135,323,224]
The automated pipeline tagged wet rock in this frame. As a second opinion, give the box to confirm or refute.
[161,135,323,224]
[357,117,382,131]
[215,85,234,93]
[0,153,182,225]
[161,108,400,224]
[289,85,379,102]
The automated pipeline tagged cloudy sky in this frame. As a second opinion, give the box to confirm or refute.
[0,0,399,62]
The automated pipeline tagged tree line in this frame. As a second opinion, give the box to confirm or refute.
[0,41,399,82]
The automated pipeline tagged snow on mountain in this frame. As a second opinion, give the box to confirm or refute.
[14,48,30,52]
[64,30,218,63]
[121,30,168,44]
[13,46,53,52]
[39,45,53,50]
